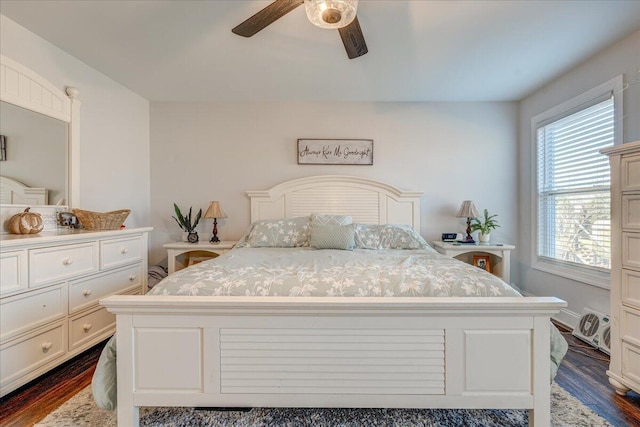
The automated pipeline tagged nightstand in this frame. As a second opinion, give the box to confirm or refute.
[163,241,236,274]
[432,241,515,283]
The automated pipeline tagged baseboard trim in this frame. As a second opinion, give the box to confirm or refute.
[520,290,579,330]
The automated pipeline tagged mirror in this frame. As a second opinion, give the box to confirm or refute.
[0,100,68,205]
[0,54,80,211]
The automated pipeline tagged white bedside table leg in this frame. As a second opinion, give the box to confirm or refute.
[502,251,511,284]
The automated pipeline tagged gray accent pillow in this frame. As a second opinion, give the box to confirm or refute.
[310,213,353,226]
[245,217,311,247]
[310,224,355,250]
[354,224,429,250]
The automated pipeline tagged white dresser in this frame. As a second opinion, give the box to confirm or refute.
[0,227,151,396]
[603,140,640,395]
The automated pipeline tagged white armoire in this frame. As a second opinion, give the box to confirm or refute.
[602,140,640,395]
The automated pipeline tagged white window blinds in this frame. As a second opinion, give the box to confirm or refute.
[536,95,614,271]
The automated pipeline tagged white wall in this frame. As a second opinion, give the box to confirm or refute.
[149,101,518,265]
[0,15,151,228]
[517,30,640,327]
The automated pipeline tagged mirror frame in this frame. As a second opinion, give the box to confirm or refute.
[0,54,81,207]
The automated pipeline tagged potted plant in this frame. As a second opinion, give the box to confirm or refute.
[470,209,499,243]
[172,203,202,243]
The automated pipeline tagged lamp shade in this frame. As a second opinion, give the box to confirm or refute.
[456,200,479,218]
[204,201,227,219]
[304,0,358,29]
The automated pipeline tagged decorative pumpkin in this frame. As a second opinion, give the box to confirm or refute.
[8,207,44,235]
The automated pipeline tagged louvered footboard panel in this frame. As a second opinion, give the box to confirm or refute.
[220,328,445,395]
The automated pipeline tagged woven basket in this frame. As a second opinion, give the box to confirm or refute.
[72,209,130,231]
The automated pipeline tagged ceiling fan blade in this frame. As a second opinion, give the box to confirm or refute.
[232,0,304,37]
[338,16,368,59]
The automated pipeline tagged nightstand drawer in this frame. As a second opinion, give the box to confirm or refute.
[0,322,65,388]
[0,250,27,296]
[100,235,143,270]
[29,242,98,288]
[1,284,66,342]
[69,264,142,313]
[69,306,115,350]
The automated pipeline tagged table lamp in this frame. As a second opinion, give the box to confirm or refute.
[204,201,227,243]
[456,200,479,243]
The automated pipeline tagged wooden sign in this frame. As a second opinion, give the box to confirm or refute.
[297,139,373,165]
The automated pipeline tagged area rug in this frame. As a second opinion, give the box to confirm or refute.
[35,383,611,427]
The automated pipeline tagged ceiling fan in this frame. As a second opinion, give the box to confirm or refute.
[232,0,368,59]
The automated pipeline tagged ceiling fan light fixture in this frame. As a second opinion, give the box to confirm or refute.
[304,0,358,29]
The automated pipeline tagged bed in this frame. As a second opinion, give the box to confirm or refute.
[100,175,566,427]
[0,176,48,205]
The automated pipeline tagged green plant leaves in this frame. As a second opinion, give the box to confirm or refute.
[470,209,500,234]
[172,203,202,232]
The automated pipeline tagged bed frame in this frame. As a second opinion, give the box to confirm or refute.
[0,176,48,205]
[102,175,565,427]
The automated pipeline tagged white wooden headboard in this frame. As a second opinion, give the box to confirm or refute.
[0,176,48,205]
[247,175,422,231]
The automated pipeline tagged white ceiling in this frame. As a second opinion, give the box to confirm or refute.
[1,1,639,102]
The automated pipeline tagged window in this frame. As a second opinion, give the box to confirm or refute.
[532,76,622,288]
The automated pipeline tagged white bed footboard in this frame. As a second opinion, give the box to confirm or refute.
[101,296,565,427]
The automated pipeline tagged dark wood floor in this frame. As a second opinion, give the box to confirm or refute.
[1,327,639,427]
[0,341,105,427]
[553,322,640,427]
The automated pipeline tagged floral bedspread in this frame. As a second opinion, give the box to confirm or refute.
[93,246,568,410]
[149,247,521,298]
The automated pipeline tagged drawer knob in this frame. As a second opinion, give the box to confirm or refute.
[121,248,128,254]
[129,274,136,281]
[83,323,93,332]
[41,342,53,352]
[82,289,93,297]
[62,258,74,266]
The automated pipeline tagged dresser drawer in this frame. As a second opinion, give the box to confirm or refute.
[622,269,640,310]
[1,284,66,342]
[29,242,98,288]
[622,154,640,191]
[69,264,142,313]
[69,306,115,350]
[623,195,640,231]
[0,250,27,296]
[622,233,640,270]
[100,235,143,270]
[622,306,640,345]
[0,322,65,388]
[622,342,640,387]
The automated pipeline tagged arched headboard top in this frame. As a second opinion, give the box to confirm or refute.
[247,175,422,231]
[0,176,48,205]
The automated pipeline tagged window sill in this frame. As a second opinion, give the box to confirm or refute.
[532,260,610,290]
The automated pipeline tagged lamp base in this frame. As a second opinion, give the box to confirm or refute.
[210,218,220,244]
